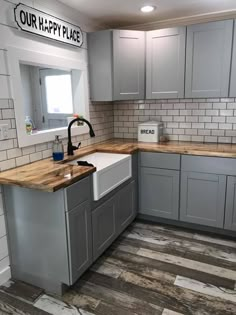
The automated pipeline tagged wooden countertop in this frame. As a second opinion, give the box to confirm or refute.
[1,139,236,192]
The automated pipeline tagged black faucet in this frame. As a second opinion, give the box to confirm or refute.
[67,117,95,155]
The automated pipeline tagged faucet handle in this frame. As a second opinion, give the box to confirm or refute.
[78,142,81,149]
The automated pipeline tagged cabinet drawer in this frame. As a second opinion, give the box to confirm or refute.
[65,176,91,211]
[181,155,236,175]
[140,152,180,170]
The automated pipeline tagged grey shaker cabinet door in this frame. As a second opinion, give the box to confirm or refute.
[116,181,136,234]
[113,30,145,100]
[88,30,113,101]
[185,20,233,98]
[146,27,186,99]
[66,201,92,285]
[139,167,180,220]
[229,20,236,97]
[180,172,226,228]
[92,196,116,260]
[225,176,236,231]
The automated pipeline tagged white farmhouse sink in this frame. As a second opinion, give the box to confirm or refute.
[68,152,132,200]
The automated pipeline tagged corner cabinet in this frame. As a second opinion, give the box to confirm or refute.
[185,20,233,98]
[146,27,186,99]
[88,30,145,101]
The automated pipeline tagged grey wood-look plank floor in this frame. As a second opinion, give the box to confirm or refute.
[1,220,236,315]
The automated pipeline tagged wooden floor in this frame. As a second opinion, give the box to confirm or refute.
[1,220,236,314]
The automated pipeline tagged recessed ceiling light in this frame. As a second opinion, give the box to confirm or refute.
[140,5,156,13]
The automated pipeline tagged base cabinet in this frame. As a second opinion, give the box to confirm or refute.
[139,167,179,220]
[92,197,116,260]
[66,201,92,284]
[116,181,136,233]
[92,181,136,260]
[180,171,226,228]
[225,176,236,231]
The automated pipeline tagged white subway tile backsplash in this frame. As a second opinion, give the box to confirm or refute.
[0,158,16,171]
[205,123,219,129]
[206,110,219,116]
[192,109,205,116]
[192,123,204,129]
[0,100,9,109]
[2,109,14,119]
[227,117,236,123]
[212,117,225,123]
[213,103,226,110]
[114,99,236,143]
[16,155,30,167]
[220,110,233,116]
[199,103,212,109]
[199,116,212,123]
[186,116,198,123]
[219,123,233,130]
[227,103,236,109]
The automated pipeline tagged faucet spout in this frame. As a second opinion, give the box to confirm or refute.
[67,117,95,155]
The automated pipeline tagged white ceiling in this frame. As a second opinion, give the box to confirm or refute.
[58,0,236,28]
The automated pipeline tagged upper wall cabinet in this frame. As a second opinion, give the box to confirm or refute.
[185,20,233,98]
[88,30,145,101]
[146,27,186,99]
[229,20,236,97]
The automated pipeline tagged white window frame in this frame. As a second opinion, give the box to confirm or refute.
[7,46,90,148]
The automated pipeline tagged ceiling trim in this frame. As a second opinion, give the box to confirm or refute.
[119,9,236,30]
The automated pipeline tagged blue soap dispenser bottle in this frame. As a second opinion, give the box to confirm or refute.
[52,135,64,161]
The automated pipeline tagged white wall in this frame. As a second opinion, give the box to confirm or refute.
[0,0,111,286]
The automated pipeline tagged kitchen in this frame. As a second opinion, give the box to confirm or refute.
[0,0,236,314]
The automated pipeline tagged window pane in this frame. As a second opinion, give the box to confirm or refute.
[45,74,73,114]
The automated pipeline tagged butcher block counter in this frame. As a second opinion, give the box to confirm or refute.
[1,139,236,192]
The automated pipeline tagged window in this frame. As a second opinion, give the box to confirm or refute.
[40,69,74,129]
[43,71,73,114]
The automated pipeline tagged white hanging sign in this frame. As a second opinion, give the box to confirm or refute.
[14,3,83,47]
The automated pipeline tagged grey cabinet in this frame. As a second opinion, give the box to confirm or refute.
[88,30,145,101]
[116,181,136,233]
[229,20,236,97]
[92,180,137,260]
[113,30,145,100]
[92,196,116,260]
[185,20,233,98]
[180,171,226,228]
[139,167,180,220]
[66,201,92,284]
[225,176,236,231]
[146,27,186,99]
[4,176,93,294]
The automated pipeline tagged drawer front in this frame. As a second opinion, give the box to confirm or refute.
[140,152,180,170]
[181,155,236,175]
[65,176,91,211]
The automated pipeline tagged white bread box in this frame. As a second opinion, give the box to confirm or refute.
[138,121,163,143]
